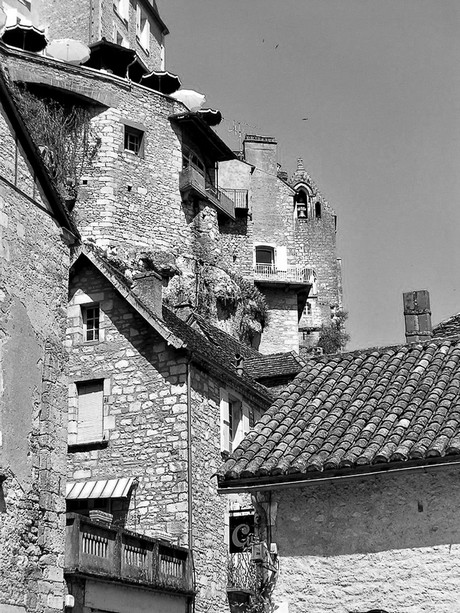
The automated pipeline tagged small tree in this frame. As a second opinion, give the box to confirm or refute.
[317,310,350,354]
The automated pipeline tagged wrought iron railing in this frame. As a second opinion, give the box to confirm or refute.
[179,166,235,219]
[254,264,314,284]
[65,513,194,593]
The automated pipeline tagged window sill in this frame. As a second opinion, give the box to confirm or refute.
[68,439,109,452]
[113,6,129,28]
[135,36,150,55]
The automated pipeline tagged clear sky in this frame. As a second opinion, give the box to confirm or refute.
[158,0,460,350]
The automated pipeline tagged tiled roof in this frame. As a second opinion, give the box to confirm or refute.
[218,337,460,486]
[163,308,273,404]
[188,313,261,360]
[76,245,273,407]
[244,351,306,381]
[433,313,460,338]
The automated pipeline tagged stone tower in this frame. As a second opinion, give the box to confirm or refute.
[290,157,343,352]
[219,141,343,355]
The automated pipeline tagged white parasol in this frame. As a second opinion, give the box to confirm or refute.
[170,89,206,112]
[46,38,91,65]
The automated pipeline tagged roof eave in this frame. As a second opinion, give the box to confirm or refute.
[169,112,236,163]
[217,454,460,493]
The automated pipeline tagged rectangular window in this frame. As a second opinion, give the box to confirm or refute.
[221,389,249,454]
[77,380,104,444]
[124,125,144,156]
[83,305,100,342]
[113,0,129,22]
[136,5,150,52]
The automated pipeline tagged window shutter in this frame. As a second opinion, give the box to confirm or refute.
[142,17,150,49]
[242,403,250,437]
[220,389,230,452]
[136,5,141,35]
[121,0,129,21]
[77,381,104,443]
[277,246,288,272]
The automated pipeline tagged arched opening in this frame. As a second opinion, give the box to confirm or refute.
[294,189,308,219]
[315,201,321,219]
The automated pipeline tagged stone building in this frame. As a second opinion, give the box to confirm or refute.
[65,244,272,612]
[2,0,168,72]
[218,300,460,613]
[0,66,78,613]
[219,136,343,356]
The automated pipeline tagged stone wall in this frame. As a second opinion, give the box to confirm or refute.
[35,0,164,70]
[270,467,460,613]
[67,260,235,613]
[258,288,299,354]
[0,97,70,612]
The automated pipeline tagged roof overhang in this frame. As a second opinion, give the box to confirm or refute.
[217,454,460,494]
[169,112,236,164]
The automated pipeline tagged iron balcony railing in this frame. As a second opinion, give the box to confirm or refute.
[65,513,194,594]
[220,188,249,210]
[179,166,235,219]
[254,264,315,284]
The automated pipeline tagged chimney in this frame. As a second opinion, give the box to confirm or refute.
[403,290,432,343]
[243,134,278,175]
[131,271,163,318]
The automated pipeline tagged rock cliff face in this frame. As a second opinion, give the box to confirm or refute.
[92,243,268,347]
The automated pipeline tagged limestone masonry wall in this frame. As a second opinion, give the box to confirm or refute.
[0,102,70,612]
[271,467,460,613]
[67,261,230,613]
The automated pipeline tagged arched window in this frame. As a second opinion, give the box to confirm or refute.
[315,201,321,219]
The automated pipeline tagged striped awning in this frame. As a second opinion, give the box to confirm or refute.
[66,477,136,500]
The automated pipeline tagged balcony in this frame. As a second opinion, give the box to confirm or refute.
[254,264,315,287]
[179,166,235,220]
[220,188,249,210]
[65,514,194,594]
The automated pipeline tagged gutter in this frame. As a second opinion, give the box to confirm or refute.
[217,457,460,494]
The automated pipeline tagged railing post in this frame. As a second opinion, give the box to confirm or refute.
[152,541,160,585]
[114,528,122,579]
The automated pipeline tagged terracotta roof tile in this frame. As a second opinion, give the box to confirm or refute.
[218,337,460,486]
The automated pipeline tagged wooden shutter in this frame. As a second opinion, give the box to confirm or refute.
[220,388,230,452]
[276,246,288,272]
[77,381,103,443]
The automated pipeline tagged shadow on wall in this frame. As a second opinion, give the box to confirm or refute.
[273,466,460,557]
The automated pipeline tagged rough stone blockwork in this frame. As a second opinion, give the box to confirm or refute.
[0,102,69,612]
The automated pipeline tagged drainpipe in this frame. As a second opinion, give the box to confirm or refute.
[186,357,193,549]
[186,356,196,613]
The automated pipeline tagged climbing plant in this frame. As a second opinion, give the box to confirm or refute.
[11,84,100,201]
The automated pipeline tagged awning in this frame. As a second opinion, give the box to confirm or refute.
[66,477,137,500]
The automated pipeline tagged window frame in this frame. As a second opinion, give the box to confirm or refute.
[82,304,100,343]
[121,120,146,158]
[221,389,251,454]
[113,0,129,24]
[136,4,150,53]
[76,380,105,445]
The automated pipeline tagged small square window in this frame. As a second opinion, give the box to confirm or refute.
[83,305,100,342]
[124,125,144,156]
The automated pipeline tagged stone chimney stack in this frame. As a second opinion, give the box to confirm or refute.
[131,271,163,319]
[243,134,278,175]
[403,290,432,343]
